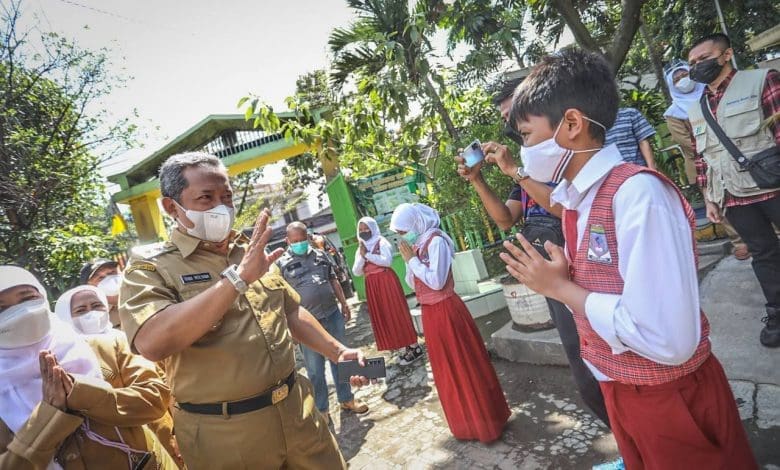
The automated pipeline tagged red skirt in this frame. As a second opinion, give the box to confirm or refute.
[422,295,510,443]
[365,268,418,350]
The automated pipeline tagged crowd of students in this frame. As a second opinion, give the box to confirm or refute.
[1,30,775,470]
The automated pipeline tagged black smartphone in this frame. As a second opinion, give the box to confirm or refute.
[337,357,386,383]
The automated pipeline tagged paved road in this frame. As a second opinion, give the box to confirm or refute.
[301,298,779,469]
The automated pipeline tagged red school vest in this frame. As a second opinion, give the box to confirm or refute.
[562,164,711,386]
[413,230,456,305]
[364,242,386,275]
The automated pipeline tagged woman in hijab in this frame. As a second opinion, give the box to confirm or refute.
[55,285,184,468]
[0,265,176,469]
[663,59,706,186]
[390,204,510,443]
[352,216,424,365]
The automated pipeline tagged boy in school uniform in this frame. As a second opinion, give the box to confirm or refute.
[499,47,756,469]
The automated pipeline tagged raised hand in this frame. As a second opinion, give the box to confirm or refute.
[237,208,285,284]
[455,151,484,183]
[398,240,415,262]
[40,350,67,411]
[482,141,519,178]
[499,234,569,299]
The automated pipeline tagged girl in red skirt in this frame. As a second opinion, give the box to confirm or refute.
[390,203,510,443]
[352,216,424,365]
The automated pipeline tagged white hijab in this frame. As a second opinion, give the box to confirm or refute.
[664,62,705,120]
[54,285,123,341]
[0,267,102,434]
[390,203,455,255]
[357,216,382,252]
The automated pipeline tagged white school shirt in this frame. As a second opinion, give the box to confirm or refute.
[352,237,394,276]
[549,144,702,381]
[405,236,453,291]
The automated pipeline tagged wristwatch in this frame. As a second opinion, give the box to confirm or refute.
[221,264,248,294]
[514,166,530,183]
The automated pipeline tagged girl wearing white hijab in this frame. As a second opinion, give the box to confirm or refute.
[663,60,706,185]
[0,266,176,469]
[390,204,510,443]
[55,285,184,468]
[352,216,423,365]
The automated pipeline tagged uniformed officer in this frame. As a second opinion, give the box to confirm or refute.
[119,152,370,470]
[276,222,369,424]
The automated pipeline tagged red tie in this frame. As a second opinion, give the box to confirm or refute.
[563,209,578,262]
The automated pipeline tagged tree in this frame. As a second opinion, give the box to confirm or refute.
[329,0,460,139]
[0,1,136,295]
[526,0,649,74]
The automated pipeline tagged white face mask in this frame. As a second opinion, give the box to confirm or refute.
[174,201,235,242]
[0,298,51,348]
[520,117,607,183]
[97,274,121,297]
[73,310,110,335]
[675,76,695,94]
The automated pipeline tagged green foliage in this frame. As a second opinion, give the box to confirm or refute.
[0,2,136,296]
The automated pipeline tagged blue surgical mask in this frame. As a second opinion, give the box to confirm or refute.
[290,241,309,255]
[402,232,419,244]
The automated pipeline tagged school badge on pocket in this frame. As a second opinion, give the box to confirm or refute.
[587,224,612,264]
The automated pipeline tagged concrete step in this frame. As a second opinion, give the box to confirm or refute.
[409,285,508,335]
[491,322,567,366]
[698,238,731,257]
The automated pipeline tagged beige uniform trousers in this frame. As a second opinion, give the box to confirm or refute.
[172,374,345,470]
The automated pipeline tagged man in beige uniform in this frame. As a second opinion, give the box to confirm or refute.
[120,152,368,469]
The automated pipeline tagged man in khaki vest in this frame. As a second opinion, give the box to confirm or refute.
[120,152,370,469]
[687,33,780,347]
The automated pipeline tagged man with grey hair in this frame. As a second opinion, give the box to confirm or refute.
[120,151,370,469]
[276,221,369,424]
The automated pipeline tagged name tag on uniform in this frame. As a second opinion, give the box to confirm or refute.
[692,122,706,136]
[181,272,212,284]
[587,224,612,264]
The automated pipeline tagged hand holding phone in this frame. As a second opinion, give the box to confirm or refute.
[462,139,484,168]
[337,357,386,383]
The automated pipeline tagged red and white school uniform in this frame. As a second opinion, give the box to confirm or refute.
[353,235,418,351]
[405,227,510,443]
[553,145,756,469]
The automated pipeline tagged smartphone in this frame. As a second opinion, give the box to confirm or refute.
[337,357,386,383]
[462,139,485,168]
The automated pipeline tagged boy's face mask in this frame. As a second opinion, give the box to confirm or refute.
[520,116,606,184]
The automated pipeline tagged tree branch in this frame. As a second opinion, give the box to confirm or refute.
[606,0,647,72]
[549,0,601,53]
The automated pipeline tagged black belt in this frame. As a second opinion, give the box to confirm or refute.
[178,371,295,417]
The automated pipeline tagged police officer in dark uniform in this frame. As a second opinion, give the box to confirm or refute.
[276,222,368,424]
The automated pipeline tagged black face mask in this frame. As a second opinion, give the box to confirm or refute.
[503,122,524,146]
[359,232,372,241]
[689,56,724,84]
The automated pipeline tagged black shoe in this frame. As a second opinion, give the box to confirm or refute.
[760,306,780,347]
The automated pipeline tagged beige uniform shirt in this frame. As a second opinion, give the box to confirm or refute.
[119,229,300,404]
[0,334,175,470]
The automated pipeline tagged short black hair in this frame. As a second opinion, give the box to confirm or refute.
[509,48,618,144]
[492,77,524,106]
[691,33,731,52]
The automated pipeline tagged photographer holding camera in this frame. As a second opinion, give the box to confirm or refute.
[455,78,610,430]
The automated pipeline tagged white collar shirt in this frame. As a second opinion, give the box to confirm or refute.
[550,144,703,381]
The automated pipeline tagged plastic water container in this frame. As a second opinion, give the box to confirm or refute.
[502,282,554,331]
